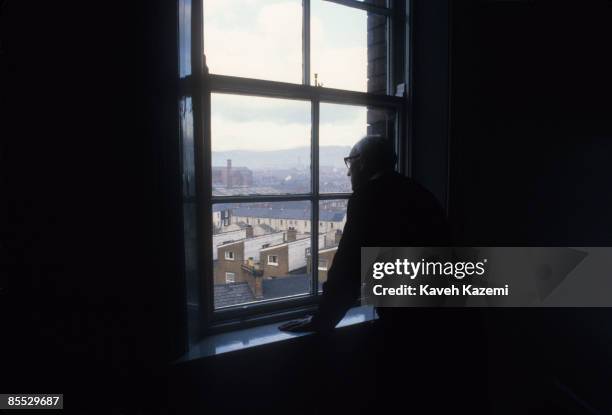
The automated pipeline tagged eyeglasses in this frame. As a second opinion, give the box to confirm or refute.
[344,154,361,169]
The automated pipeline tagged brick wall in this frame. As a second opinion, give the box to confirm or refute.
[367,7,391,137]
[306,247,338,285]
[261,244,289,278]
[215,241,245,285]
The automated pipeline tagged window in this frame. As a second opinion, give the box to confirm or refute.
[180,0,408,333]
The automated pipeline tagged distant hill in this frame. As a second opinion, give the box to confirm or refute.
[212,146,351,169]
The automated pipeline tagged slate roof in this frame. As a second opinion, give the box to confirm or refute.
[214,274,315,308]
[262,275,311,300]
[232,208,345,222]
[214,282,255,308]
[254,223,275,233]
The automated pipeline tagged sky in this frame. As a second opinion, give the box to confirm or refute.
[203,0,378,152]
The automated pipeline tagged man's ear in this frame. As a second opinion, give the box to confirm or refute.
[357,159,366,172]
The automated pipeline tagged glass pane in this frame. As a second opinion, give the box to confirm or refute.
[179,0,191,78]
[311,1,387,93]
[316,199,348,291]
[319,103,396,193]
[211,94,311,196]
[213,201,312,309]
[204,0,302,84]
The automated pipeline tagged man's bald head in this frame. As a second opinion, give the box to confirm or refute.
[347,135,397,191]
[350,135,397,171]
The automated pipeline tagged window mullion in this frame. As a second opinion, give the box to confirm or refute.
[311,99,320,295]
[303,0,311,86]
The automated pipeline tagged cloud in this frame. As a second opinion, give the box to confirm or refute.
[310,1,367,91]
[211,118,311,152]
[212,93,310,125]
[204,1,373,151]
[320,104,367,147]
[204,1,302,83]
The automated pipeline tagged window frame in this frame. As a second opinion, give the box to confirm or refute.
[267,255,279,266]
[182,0,412,336]
[225,272,236,283]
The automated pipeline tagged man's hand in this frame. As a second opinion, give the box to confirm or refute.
[278,316,316,333]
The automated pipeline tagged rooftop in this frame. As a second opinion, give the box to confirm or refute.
[214,274,312,308]
[260,236,310,251]
[262,275,311,300]
[214,283,255,308]
[232,207,345,222]
[218,231,284,247]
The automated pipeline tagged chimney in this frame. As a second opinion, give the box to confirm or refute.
[286,227,297,242]
[245,225,253,238]
[254,276,263,299]
[226,159,232,189]
[334,229,343,246]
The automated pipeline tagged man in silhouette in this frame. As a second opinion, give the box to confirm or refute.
[279,135,486,413]
[279,134,450,332]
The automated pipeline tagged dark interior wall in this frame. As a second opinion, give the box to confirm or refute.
[410,0,451,208]
[449,0,612,245]
[446,1,612,411]
[2,0,186,411]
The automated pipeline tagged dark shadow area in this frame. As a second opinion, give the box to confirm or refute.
[448,0,612,413]
[1,0,610,413]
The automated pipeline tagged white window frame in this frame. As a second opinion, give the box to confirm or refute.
[267,255,279,266]
[224,251,235,261]
[225,272,236,283]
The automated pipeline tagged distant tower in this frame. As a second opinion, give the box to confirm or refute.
[226,159,232,189]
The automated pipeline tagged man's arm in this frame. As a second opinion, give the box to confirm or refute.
[310,196,365,330]
[278,195,366,333]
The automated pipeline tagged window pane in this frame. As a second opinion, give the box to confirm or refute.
[204,0,302,84]
[319,103,396,193]
[213,201,312,309]
[211,94,311,196]
[179,0,191,78]
[311,1,387,93]
[316,199,348,291]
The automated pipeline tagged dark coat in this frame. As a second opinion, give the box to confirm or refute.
[311,170,450,329]
[311,171,487,413]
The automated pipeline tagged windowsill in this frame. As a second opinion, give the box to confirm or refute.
[176,305,378,364]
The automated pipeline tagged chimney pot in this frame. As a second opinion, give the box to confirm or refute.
[286,227,297,242]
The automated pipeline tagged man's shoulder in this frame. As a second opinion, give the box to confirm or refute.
[359,171,426,197]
